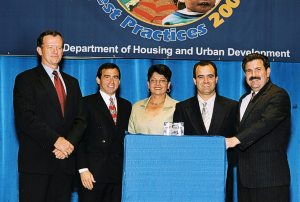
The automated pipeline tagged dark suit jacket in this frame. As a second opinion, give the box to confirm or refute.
[77,93,132,183]
[173,95,238,137]
[13,66,86,175]
[237,81,291,188]
[173,95,238,202]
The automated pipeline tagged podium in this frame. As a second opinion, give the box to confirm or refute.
[122,134,227,202]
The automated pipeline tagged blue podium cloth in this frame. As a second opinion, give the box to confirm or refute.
[122,134,227,202]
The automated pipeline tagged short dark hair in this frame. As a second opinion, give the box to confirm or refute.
[147,64,172,82]
[37,30,64,47]
[97,63,121,79]
[242,53,270,72]
[193,61,218,78]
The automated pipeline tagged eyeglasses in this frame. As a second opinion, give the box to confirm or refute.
[149,79,168,85]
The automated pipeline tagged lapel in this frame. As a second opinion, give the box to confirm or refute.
[61,72,73,120]
[240,82,272,125]
[36,66,63,118]
[188,96,207,135]
[208,96,226,135]
[116,97,125,127]
[94,93,116,127]
[239,98,257,126]
[237,93,248,124]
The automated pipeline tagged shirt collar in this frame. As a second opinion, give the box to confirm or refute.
[99,90,116,100]
[42,64,60,78]
[197,93,216,105]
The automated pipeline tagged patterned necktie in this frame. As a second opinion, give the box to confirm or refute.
[202,102,209,132]
[109,97,117,125]
[52,71,66,116]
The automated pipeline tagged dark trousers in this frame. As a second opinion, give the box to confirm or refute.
[19,172,73,202]
[79,182,121,202]
[238,177,290,202]
[225,148,237,202]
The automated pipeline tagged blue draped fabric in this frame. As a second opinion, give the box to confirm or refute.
[0,56,299,201]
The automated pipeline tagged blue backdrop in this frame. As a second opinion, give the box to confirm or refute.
[0,56,299,201]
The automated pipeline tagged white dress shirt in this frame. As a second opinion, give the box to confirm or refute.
[240,91,257,121]
[42,64,67,94]
[197,94,216,132]
[99,90,117,112]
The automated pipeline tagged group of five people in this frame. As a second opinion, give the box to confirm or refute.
[13,30,291,202]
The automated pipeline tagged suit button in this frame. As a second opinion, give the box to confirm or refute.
[101,140,106,143]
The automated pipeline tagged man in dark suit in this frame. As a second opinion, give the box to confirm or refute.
[173,60,238,202]
[173,61,237,136]
[77,63,132,202]
[226,53,291,202]
[13,30,86,202]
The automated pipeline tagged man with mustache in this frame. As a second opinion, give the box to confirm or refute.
[162,0,217,25]
[226,53,291,202]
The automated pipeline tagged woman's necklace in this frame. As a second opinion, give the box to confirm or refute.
[149,100,164,105]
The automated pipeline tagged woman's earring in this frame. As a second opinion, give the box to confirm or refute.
[167,88,170,93]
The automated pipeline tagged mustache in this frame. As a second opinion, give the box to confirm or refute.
[249,76,261,81]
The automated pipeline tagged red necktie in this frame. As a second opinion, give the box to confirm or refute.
[53,71,66,116]
[109,97,117,125]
